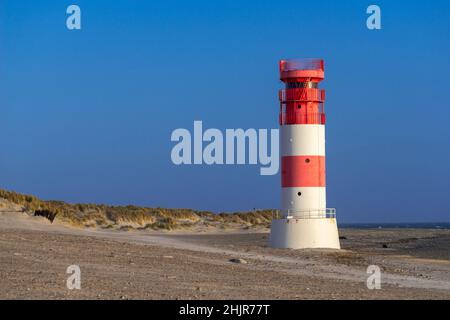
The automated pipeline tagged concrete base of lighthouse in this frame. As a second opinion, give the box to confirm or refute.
[270,218,341,249]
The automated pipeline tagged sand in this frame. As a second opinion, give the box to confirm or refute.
[1,210,450,300]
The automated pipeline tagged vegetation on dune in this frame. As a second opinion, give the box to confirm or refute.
[0,189,273,230]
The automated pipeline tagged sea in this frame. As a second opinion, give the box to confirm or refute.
[339,222,450,230]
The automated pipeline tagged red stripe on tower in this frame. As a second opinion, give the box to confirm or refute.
[281,155,326,187]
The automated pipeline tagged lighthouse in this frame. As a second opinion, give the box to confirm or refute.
[270,59,340,249]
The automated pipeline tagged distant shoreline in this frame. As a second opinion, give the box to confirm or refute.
[339,222,450,230]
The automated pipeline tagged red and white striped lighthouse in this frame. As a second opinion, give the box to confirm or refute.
[270,58,340,249]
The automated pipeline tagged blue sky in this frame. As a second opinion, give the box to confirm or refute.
[1,0,449,223]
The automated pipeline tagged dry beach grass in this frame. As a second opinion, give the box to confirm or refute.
[0,189,272,231]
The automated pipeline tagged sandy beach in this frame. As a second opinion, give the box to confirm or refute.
[1,210,450,300]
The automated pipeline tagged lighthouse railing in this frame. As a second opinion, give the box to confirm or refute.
[279,88,325,102]
[272,208,336,219]
[280,59,324,72]
[280,111,326,125]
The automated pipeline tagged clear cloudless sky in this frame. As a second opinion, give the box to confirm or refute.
[1,0,449,223]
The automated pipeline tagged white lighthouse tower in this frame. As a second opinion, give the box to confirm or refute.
[270,59,340,249]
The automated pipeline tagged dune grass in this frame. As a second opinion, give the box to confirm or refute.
[0,189,273,230]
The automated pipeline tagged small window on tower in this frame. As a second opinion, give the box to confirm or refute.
[305,158,310,163]
[297,105,302,109]
[297,192,302,196]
